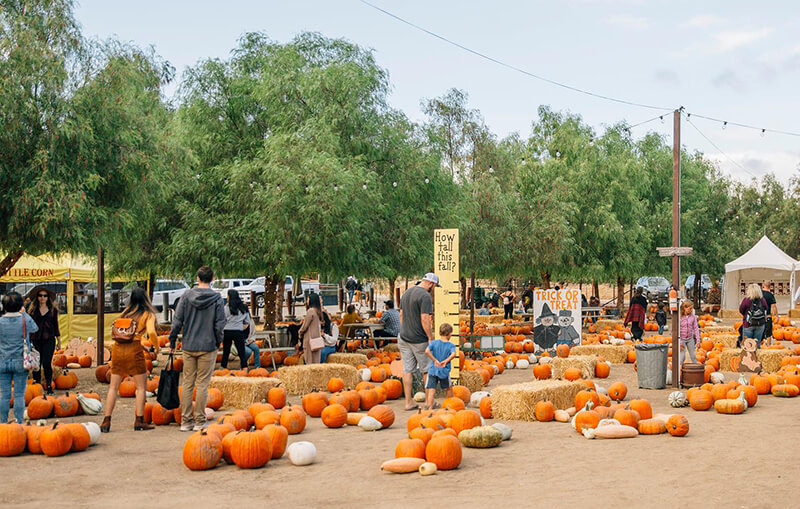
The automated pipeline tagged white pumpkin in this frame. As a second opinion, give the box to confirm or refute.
[491,422,512,441]
[596,386,608,396]
[469,391,490,408]
[419,462,437,476]
[515,359,530,369]
[528,354,538,364]
[539,356,553,365]
[67,362,81,369]
[602,339,610,345]
[152,360,159,368]
[82,422,101,445]
[358,416,383,431]
[359,368,371,381]
[287,441,317,466]
[663,325,669,332]
[710,372,725,384]
[506,360,514,369]
[204,408,215,420]
[490,364,499,374]
[624,332,632,340]
[463,342,473,349]
[413,392,426,403]
[668,391,688,408]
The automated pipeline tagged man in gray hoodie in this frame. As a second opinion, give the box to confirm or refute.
[169,266,226,431]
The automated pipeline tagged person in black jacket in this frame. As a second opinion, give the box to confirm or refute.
[655,302,668,335]
[26,286,60,395]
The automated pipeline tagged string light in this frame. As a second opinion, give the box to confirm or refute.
[333,183,338,191]
[722,121,727,130]
[362,182,367,190]
[392,181,397,187]
[276,184,281,191]
[424,177,429,184]
[488,165,494,174]
[521,157,526,165]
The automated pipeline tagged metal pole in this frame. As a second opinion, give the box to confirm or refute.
[672,109,682,388]
[470,272,476,343]
[96,246,105,364]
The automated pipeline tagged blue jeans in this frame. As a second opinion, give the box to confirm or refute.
[658,325,664,335]
[245,343,260,368]
[743,325,765,348]
[320,345,336,364]
[347,290,354,303]
[0,358,28,423]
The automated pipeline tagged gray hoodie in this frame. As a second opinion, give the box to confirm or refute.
[168,287,226,352]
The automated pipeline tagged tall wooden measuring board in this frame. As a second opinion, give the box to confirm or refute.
[434,229,460,380]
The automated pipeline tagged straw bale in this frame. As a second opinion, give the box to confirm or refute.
[552,356,597,380]
[705,326,736,335]
[569,345,632,364]
[718,348,790,373]
[710,334,738,349]
[458,370,483,393]
[595,319,623,332]
[718,309,742,319]
[277,363,358,394]
[492,380,586,420]
[356,349,375,357]
[326,353,368,367]
[209,376,281,410]
[384,344,399,353]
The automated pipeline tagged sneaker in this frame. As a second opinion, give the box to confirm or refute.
[179,424,194,432]
[192,422,208,432]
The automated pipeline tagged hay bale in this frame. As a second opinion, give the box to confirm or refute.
[718,348,790,373]
[277,363,358,394]
[718,309,742,319]
[458,370,483,393]
[705,326,736,335]
[595,319,623,332]
[570,345,632,364]
[326,353,368,367]
[209,376,281,410]
[356,349,375,357]
[384,343,399,353]
[552,356,597,379]
[493,380,586,420]
[711,334,738,349]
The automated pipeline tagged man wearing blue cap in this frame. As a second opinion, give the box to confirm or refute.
[398,273,440,410]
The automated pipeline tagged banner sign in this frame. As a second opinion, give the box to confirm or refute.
[532,289,582,353]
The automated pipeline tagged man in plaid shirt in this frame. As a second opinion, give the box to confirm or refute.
[373,300,400,348]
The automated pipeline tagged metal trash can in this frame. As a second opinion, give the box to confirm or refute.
[275,326,289,347]
[634,343,669,389]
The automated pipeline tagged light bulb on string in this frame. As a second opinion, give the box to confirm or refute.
[333,183,338,191]
[722,121,727,130]
[660,116,664,123]
[488,165,494,174]
[424,177,430,184]
[304,184,309,192]
[392,181,397,188]
[249,182,254,189]
[276,183,281,191]
[521,157,526,165]
[761,129,766,137]
[362,182,367,190]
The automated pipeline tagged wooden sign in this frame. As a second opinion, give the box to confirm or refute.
[434,228,460,379]
[657,246,693,257]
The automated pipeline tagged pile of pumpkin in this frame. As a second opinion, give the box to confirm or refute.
[678,370,800,415]
[52,353,93,369]
[381,388,512,475]
[527,382,689,439]
[14,382,102,419]
[141,387,225,426]
[0,420,101,457]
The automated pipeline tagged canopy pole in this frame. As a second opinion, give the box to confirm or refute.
[96,246,105,365]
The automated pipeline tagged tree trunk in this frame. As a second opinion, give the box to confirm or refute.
[263,273,280,329]
[405,277,409,290]
[0,249,24,279]
[592,280,599,299]
[147,272,156,300]
[460,276,467,309]
[693,271,701,311]
[277,279,286,321]
[541,272,551,289]
[388,278,395,306]
[617,276,625,313]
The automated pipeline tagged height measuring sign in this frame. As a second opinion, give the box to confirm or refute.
[434,229,460,380]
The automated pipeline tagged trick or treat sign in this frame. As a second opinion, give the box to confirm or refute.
[532,289,582,353]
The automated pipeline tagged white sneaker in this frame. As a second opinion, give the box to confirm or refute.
[180,424,194,432]
[192,422,208,431]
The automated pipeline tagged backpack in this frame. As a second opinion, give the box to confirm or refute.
[747,299,767,327]
[111,317,138,343]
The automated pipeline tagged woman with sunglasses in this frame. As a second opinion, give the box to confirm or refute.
[27,286,61,395]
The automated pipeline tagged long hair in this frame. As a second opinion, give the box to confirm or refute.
[307,292,323,319]
[27,289,54,315]
[746,284,763,302]
[680,300,694,317]
[227,289,247,315]
[122,287,158,320]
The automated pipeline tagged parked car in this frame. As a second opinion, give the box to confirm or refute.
[685,274,712,301]
[635,276,671,302]
[238,276,321,308]
[211,278,254,302]
[152,279,190,311]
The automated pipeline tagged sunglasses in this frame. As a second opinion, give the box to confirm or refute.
[38,294,49,298]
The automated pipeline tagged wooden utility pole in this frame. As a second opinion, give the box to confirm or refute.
[96,246,105,364]
[671,108,682,388]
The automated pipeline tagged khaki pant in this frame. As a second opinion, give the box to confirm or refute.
[181,350,217,426]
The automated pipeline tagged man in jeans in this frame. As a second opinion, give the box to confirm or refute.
[399,273,439,410]
[169,266,226,431]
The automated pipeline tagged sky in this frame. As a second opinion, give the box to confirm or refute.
[73,0,800,183]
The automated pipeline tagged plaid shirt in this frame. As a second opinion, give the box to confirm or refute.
[380,308,401,336]
[624,303,646,329]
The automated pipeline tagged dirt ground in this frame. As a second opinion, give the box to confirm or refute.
[6,337,798,509]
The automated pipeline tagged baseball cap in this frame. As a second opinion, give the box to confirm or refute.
[422,273,441,287]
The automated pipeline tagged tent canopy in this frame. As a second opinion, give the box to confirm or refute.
[725,236,798,273]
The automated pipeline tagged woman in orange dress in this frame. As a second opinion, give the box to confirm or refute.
[101,288,159,432]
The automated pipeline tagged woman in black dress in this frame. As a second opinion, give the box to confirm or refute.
[27,286,61,395]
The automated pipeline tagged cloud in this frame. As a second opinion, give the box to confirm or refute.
[705,151,800,183]
[713,27,773,53]
[603,15,650,30]
[653,69,681,86]
[711,69,746,91]
[683,15,725,28]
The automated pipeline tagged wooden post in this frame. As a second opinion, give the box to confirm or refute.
[338,284,344,313]
[470,272,476,342]
[162,293,169,323]
[287,290,293,317]
[250,291,257,322]
[395,287,400,305]
[369,287,375,310]
[672,108,682,388]
[96,246,105,364]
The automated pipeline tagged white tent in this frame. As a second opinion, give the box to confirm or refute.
[722,236,798,314]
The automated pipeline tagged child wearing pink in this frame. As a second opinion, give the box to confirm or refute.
[678,301,701,366]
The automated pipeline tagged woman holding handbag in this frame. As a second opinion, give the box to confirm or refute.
[101,288,158,432]
[26,286,60,395]
[297,293,324,364]
[0,292,39,423]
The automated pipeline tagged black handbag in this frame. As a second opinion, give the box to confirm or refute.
[157,353,181,410]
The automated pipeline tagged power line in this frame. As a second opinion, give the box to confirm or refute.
[685,112,800,138]
[626,113,670,131]
[683,113,759,180]
[358,0,673,112]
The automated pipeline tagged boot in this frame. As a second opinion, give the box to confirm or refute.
[134,415,154,431]
[100,416,111,433]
